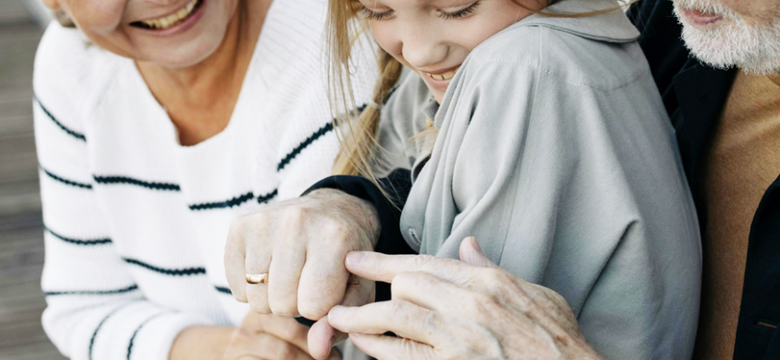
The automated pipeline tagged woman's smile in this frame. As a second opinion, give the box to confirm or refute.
[129,0,206,35]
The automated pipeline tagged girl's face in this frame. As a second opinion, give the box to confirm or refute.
[43,0,237,69]
[357,0,536,102]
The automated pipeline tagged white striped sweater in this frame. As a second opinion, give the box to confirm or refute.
[33,1,376,359]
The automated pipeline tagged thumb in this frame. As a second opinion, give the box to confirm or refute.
[459,236,498,268]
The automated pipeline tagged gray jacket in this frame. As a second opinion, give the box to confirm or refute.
[376,0,702,358]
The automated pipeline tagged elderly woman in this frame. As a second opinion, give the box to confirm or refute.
[33,0,374,359]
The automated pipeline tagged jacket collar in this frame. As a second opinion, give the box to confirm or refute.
[516,0,640,44]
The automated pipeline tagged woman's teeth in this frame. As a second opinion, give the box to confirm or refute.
[427,69,458,81]
[136,0,200,30]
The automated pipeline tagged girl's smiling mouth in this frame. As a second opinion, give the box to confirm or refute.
[130,0,204,31]
[422,65,461,81]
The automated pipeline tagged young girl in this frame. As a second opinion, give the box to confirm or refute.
[326,0,702,358]
[224,0,701,358]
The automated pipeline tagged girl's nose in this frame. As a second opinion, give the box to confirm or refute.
[401,33,449,70]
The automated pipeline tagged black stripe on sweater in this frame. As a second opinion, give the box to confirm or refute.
[277,122,334,172]
[189,191,255,211]
[34,95,87,142]
[257,189,278,204]
[45,284,138,296]
[276,104,368,172]
[45,226,112,246]
[93,176,181,191]
[40,167,93,189]
[127,312,167,360]
[214,285,232,295]
[89,302,134,360]
[188,189,278,211]
[122,258,206,276]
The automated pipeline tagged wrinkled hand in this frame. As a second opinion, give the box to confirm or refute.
[221,312,340,360]
[326,237,602,360]
[224,189,380,358]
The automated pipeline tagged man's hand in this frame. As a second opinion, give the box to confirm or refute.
[224,189,380,358]
[326,237,602,360]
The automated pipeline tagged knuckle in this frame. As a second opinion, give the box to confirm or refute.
[413,254,437,268]
[388,299,410,317]
[483,268,510,286]
[298,301,329,320]
[249,301,272,315]
[269,302,298,317]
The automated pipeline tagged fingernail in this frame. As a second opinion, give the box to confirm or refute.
[345,252,366,268]
[468,236,484,254]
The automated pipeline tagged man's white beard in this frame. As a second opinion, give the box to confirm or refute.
[673,0,780,75]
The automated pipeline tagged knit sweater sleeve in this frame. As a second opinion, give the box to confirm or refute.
[34,24,211,360]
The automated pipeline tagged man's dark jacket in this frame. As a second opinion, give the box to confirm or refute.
[307,1,780,358]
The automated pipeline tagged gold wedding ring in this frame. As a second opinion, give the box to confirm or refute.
[245,273,268,284]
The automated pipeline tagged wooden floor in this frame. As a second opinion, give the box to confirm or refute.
[0,1,67,359]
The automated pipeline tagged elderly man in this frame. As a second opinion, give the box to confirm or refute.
[628,0,780,358]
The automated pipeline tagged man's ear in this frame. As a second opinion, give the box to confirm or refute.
[41,0,61,10]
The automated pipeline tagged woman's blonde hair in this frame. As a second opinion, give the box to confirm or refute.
[328,0,635,178]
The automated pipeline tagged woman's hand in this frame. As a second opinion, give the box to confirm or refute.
[170,312,335,360]
[221,312,340,360]
[224,189,380,358]
[325,237,602,360]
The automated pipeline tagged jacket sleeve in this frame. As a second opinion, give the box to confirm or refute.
[34,24,212,360]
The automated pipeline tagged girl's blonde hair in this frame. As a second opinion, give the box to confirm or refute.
[328,0,635,178]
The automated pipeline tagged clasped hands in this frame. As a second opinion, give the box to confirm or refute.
[224,189,600,360]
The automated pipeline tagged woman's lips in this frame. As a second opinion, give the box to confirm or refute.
[129,0,205,36]
[680,7,724,26]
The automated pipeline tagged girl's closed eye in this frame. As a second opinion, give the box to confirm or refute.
[357,1,482,21]
[439,1,481,20]
[358,7,395,21]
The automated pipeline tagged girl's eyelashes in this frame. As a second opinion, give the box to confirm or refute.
[356,1,481,21]
[439,1,481,20]
[357,7,395,21]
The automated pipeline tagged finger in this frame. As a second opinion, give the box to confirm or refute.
[308,317,335,360]
[308,278,374,360]
[345,251,473,285]
[349,333,436,360]
[327,301,441,345]
[245,313,311,354]
[235,356,263,360]
[225,222,250,303]
[391,271,470,313]
[245,246,272,314]
[297,242,350,320]
[242,332,314,360]
[459,236,499,269]
[267,237,306,317]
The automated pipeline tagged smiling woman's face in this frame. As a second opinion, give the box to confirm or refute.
[44,0,238,69]
[357,0,535,102]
